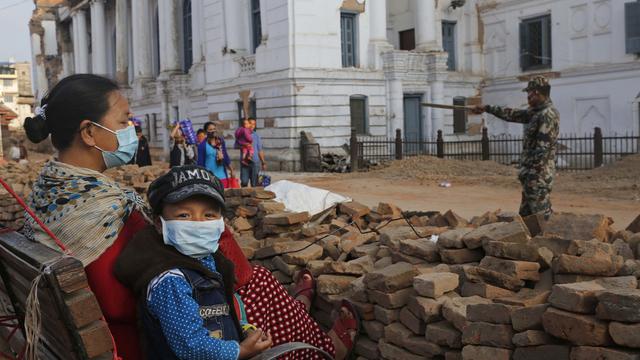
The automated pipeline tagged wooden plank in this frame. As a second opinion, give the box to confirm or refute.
[78,320,113,358]
[0,232,63,269]
[63,289,104,329]
[51,257,89,294]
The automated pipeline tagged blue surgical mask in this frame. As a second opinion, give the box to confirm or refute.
[160,217,225,258]
[92,122,139,168]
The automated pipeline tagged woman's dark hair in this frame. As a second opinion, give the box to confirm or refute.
[203,121,216,131]
[24,74,120,151]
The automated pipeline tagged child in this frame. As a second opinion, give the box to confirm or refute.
[114,165,272,359]
[234,119,254,166]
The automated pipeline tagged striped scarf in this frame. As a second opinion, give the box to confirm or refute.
[22,160,151,266]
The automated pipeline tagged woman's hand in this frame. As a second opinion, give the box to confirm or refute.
[239,329,272,359]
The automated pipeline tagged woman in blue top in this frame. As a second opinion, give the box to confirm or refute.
[197,121,235,188]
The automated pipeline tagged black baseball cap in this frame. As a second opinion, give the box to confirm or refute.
[147,165,225,214]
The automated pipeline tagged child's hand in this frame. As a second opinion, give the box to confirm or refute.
[239,329,272,359]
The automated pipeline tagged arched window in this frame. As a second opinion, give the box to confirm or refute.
[182,0,193,72]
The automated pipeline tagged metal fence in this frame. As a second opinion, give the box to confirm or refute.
[352,127,639,172]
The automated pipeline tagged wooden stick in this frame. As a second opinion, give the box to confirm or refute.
[422,102,476,111]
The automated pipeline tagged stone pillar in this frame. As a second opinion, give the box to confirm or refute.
[30,33,48,100]
[132,0,152,79]
[158,0,181,74]
[73,10,90,73]
[224,0,244,52]
[368,0,392,69]
[414,0,438,51]
[90,0,107,75]
[191,0,203,63]
[115,0,129,84]
[388,78,404,138]
[428,52,448,138]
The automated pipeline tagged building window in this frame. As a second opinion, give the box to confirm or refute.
[251,0,262,53]
[3,95,13,103]
[399,29,415,51]
[520,15,552,71]
[341,12,357,67]
[183,0,193,72]
[453,97,467,134]
[153,6,160,76]
[442,21,456,71]
[3,79,13,87]
[625,1,640,54]
[237,99,257,127]
[350,95,368,135]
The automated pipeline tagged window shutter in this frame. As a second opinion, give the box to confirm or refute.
[541,15,552,66]
[626,1,640,54]
[453,97,467,134]
[519,22,529,70]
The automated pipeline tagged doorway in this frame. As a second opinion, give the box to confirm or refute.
[403,94,423,155]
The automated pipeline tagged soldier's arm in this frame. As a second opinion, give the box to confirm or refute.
[484,105,531,124]
[524,110,560,171]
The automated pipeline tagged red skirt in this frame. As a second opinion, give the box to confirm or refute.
[237,266,335,359]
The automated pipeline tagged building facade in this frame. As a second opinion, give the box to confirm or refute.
[30,0,640,169]
[0,61,34,130]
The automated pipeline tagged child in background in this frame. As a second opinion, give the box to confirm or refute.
[114,165,272,359]
[234,119,254,166]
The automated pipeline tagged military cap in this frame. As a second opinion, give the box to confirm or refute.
[523,75,550,92]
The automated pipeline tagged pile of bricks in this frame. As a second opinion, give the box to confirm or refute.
[104,164,169,195]
[0,161,40,229]
[223,193,640,360]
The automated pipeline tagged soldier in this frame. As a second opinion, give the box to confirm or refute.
[473,75,560,219]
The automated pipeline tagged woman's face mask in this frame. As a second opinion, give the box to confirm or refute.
[92,122,138,168]
[161,217,225,258]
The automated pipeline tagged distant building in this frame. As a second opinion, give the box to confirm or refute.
[29,0,640,169]
[0,60,34,130]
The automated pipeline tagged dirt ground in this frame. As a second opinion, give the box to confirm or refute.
[273,155,640,229]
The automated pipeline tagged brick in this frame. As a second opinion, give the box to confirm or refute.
[254,241,309,259]
[272,256,299,277]
[470,211,500,227]
[438,228,472,249]
[362,320,384,341]
[513,345,570,360]
[399,307,425,335]
[367,286,415,310]
[404,336,444,357]
[548,276,638,314]
[378,339,424,360]
[354,337,379,359]
[406,295,450,323]
[232,217,253,231]
[426,320,462,348]
[479,256,540,281]
[467,303,518,324]
[464,266,525,291]
[462,221,530,249]
[530,235,573,257]
[461,345,512,360]
[627,214,640,233]
[542,307,612,346]
[512,330,556,347]
[495,289,550,307]
[567,239,616,256]
[390,250,427,265]
[610,322,640,349]
[542,212,612,242]
[373,305,399,325]
[324,256,375,276]
[439,248,484,264]
[553,274,600,284]
[445,351,463,360]
[379,226,422,249]
[570,347,640,360]
[339,201,371,218]
[399,238,440,262]
[442,296,492,332]
[413,272,459,298]
[363,262,418,292]
[235,205,258,218]
[482,240,546,263]
[340,231,377,253]
[443,210,469,227]
[461,282,516,299]
[462,322,514,349]
[511,304,549,332]
[351,243,380,258]
[596,288,640,322]
[316,275,357,295]
[257,201,286,214]
[263,212,310,225]
[384,322,413,348]
[281,243,324,265]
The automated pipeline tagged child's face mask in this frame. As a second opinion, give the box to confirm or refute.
[160,217,225,258]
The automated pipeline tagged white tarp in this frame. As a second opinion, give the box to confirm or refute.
[265,180,352,216]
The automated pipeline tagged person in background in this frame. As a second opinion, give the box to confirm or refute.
[134,126,152,167]
[8,139,22,163]
[198,121,234,188]
[196,129,207,145]
[234,119,254,169]
[170,124,196,167]
[242,119,265,187]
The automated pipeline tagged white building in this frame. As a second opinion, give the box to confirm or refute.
[0,61,34,130]
[30,0,640,170]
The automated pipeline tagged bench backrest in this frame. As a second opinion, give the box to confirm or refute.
[0,230,113,359]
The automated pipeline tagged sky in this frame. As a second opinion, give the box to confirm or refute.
[0,0,36,62]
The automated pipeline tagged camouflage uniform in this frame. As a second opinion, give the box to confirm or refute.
[484,76,560,219]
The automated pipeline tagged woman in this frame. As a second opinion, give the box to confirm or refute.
[169,124,196,167]
[22,74,356,359]
[197,121,235,188]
